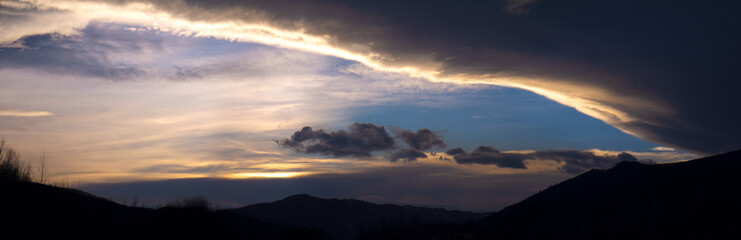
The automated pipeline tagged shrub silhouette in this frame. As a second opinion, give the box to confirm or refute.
[165,195,215,212]
[0,139,31,183]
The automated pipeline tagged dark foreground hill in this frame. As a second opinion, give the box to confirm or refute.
[233,194,486,239]
[0,181,322,240]
[0,181,483,240]
[479,149,741,239]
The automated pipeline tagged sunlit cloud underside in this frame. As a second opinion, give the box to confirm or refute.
[0,110,54,117]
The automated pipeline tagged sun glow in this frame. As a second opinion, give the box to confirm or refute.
[228,172,312,179]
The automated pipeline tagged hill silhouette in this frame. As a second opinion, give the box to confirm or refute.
[0,181,322,240]
[479,149,741,239]
[3,149,741,239]
[233,194,486,239]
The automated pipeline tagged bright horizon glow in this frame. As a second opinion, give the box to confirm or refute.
[228,171,313,179]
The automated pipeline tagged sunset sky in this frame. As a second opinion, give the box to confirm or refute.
[1,0,738,211]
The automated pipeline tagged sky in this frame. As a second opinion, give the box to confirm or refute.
[0,0,737,211]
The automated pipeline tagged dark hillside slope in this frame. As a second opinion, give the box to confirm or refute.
[0,182,321,240]
[1,181,143,239]
[481,150,741,240]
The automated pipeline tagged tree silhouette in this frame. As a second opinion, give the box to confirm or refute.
[0,139,31,183]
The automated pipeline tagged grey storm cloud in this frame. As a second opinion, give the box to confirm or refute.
[277,123,396,158]
[447,146,639,174]
[120,0,741,155]
[394,128,447,151]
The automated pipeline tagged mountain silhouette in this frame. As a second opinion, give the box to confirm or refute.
[479,149,741,239]
[234,194,486,239]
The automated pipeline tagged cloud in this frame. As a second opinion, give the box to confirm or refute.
[0,22,152,80]
[133,164,248,174]
[0,110,54,117]
[4,0,741,155]
[0,47,409,183]
[276,123,655,171]
[447,146,640,174]
[587,148,699,164]
[278,124,454,161]
[276,123,396,158]
[0,0,84,45]
[168,47,337,82]
[394,128,447,150]
[652,146,676,152]
[531,150,638,174]
[503,0,537,15]
[124,0,741,155]
[388,148,427,162]
[0,27,474,184]
[445,147,466,156]
[449,146,527,169]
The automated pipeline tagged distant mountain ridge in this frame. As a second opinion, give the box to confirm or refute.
[233,193,486,239]
[480,149,741,239]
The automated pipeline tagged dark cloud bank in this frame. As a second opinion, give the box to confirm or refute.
[277,123,446,162]
[446,146,640,174]
[276,123,396,158]
[388,149,428,163]
[393,128,447,151]
[279,123,641,174]
[129,0,741,154]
